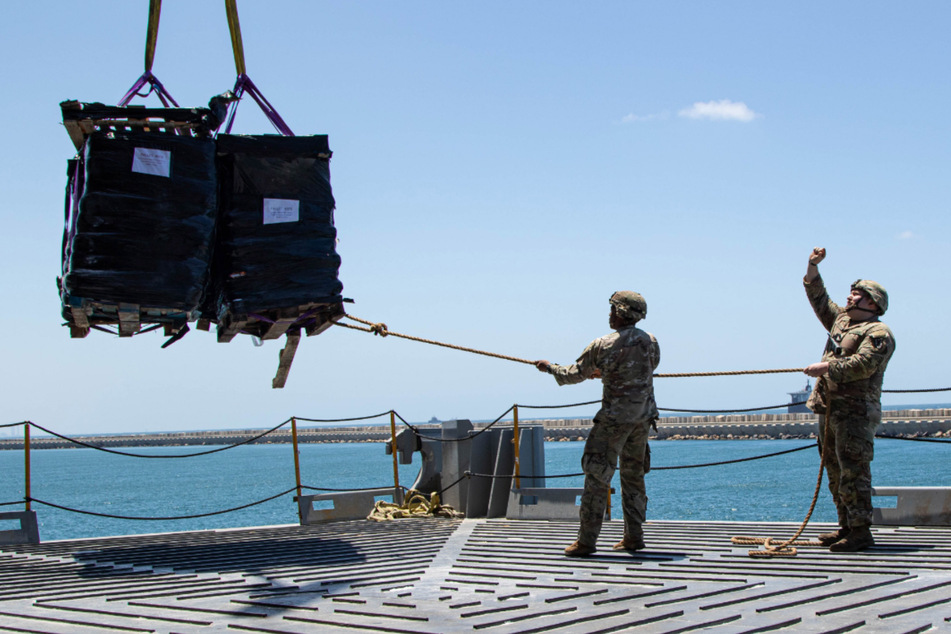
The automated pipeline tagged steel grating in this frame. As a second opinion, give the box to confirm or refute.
[2,519,951,632]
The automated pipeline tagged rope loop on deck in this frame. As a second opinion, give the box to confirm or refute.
[732,454,826,557]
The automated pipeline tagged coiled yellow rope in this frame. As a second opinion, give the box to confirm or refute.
[367,490,464,522]
[336,314,805,378]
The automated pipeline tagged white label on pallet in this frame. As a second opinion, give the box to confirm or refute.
[263,198,300,225]
[131,147,172,177]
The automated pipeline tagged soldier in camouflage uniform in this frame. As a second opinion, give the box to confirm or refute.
[803,247,895,552]
[535,291,660,557]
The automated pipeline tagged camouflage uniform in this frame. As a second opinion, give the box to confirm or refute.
[804,274,895,530]
[548,325,660,547]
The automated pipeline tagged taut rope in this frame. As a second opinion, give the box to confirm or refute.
[336,315,535,365]
[336,314,805,378]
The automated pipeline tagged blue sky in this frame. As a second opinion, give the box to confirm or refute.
[1,2,948,435]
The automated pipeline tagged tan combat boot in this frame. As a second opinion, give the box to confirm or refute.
[612,536,646,551]
[611,525,645,552]
[564,541,597,557]
[817,527,850,547]
[829,526,875,552]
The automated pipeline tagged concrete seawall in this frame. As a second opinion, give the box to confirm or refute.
[542,409,951,441]
[2,409,950,450]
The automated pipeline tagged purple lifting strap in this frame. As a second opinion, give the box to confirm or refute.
[118,71,180,107]
[224,73,294,136]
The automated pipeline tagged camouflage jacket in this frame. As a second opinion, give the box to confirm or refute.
[549,325,660,424]
[804,274,896,414]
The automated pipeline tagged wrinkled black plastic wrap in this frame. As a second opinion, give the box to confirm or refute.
[63,131,217,311]
[213,134,343,317]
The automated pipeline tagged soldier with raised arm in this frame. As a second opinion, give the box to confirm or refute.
[535,291,660,557]
[803,247,896,552]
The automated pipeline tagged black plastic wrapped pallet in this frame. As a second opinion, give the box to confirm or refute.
[61,131,217,314]
[213,134,344,323]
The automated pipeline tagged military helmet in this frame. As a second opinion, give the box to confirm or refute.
[610,291,647,322]
[851,279,888,315]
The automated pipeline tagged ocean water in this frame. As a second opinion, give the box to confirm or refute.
[1,438,949,542]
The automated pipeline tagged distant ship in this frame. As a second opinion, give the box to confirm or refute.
[788,380,812,414]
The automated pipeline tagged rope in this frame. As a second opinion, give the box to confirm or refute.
[517,400,811,414]
[402,406,514,443]
[467,470,580,480]
[434,474,470,497]
[731,454,825,557]
[0,421,26,429]
[301,484,404,493]
[294,411,392,424]
[657,368,805,378]
[28,488,296,521]
[652,443,816,470]
[884,387,951,393]
[340,314,808,378]
[731,378,825,557]
[338,315,535,365]
[26,419,292,459]
[660,401,808,414]
[518,400,600,410]
[367,490,464,522]
[466,443,817,481]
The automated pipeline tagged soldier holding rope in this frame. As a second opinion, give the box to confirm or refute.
[803,247,896,552]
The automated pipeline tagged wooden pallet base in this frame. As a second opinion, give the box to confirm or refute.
[62,296,193,339]
[216,301,346,343]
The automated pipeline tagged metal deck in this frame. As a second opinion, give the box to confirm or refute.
[2,519,951,633]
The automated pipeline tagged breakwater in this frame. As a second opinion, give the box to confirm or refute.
[544,409,951,441]
[2,409,950,450]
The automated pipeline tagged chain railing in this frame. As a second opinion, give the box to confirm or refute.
[2,384,949,528]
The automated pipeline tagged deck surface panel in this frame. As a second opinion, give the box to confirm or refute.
[3,519,951,632]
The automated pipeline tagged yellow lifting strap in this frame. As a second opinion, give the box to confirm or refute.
[224,0,248,76]
[144,0,161,72]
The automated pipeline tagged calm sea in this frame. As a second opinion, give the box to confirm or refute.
[3,437,949,542]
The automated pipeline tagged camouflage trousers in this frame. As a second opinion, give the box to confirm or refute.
[576,417,651,547]
[818,398,877,529]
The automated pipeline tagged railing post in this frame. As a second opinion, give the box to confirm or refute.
[389,411,401,502]
[513,405,521,489]
[291,417,303,522]
[24,422,31,512]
